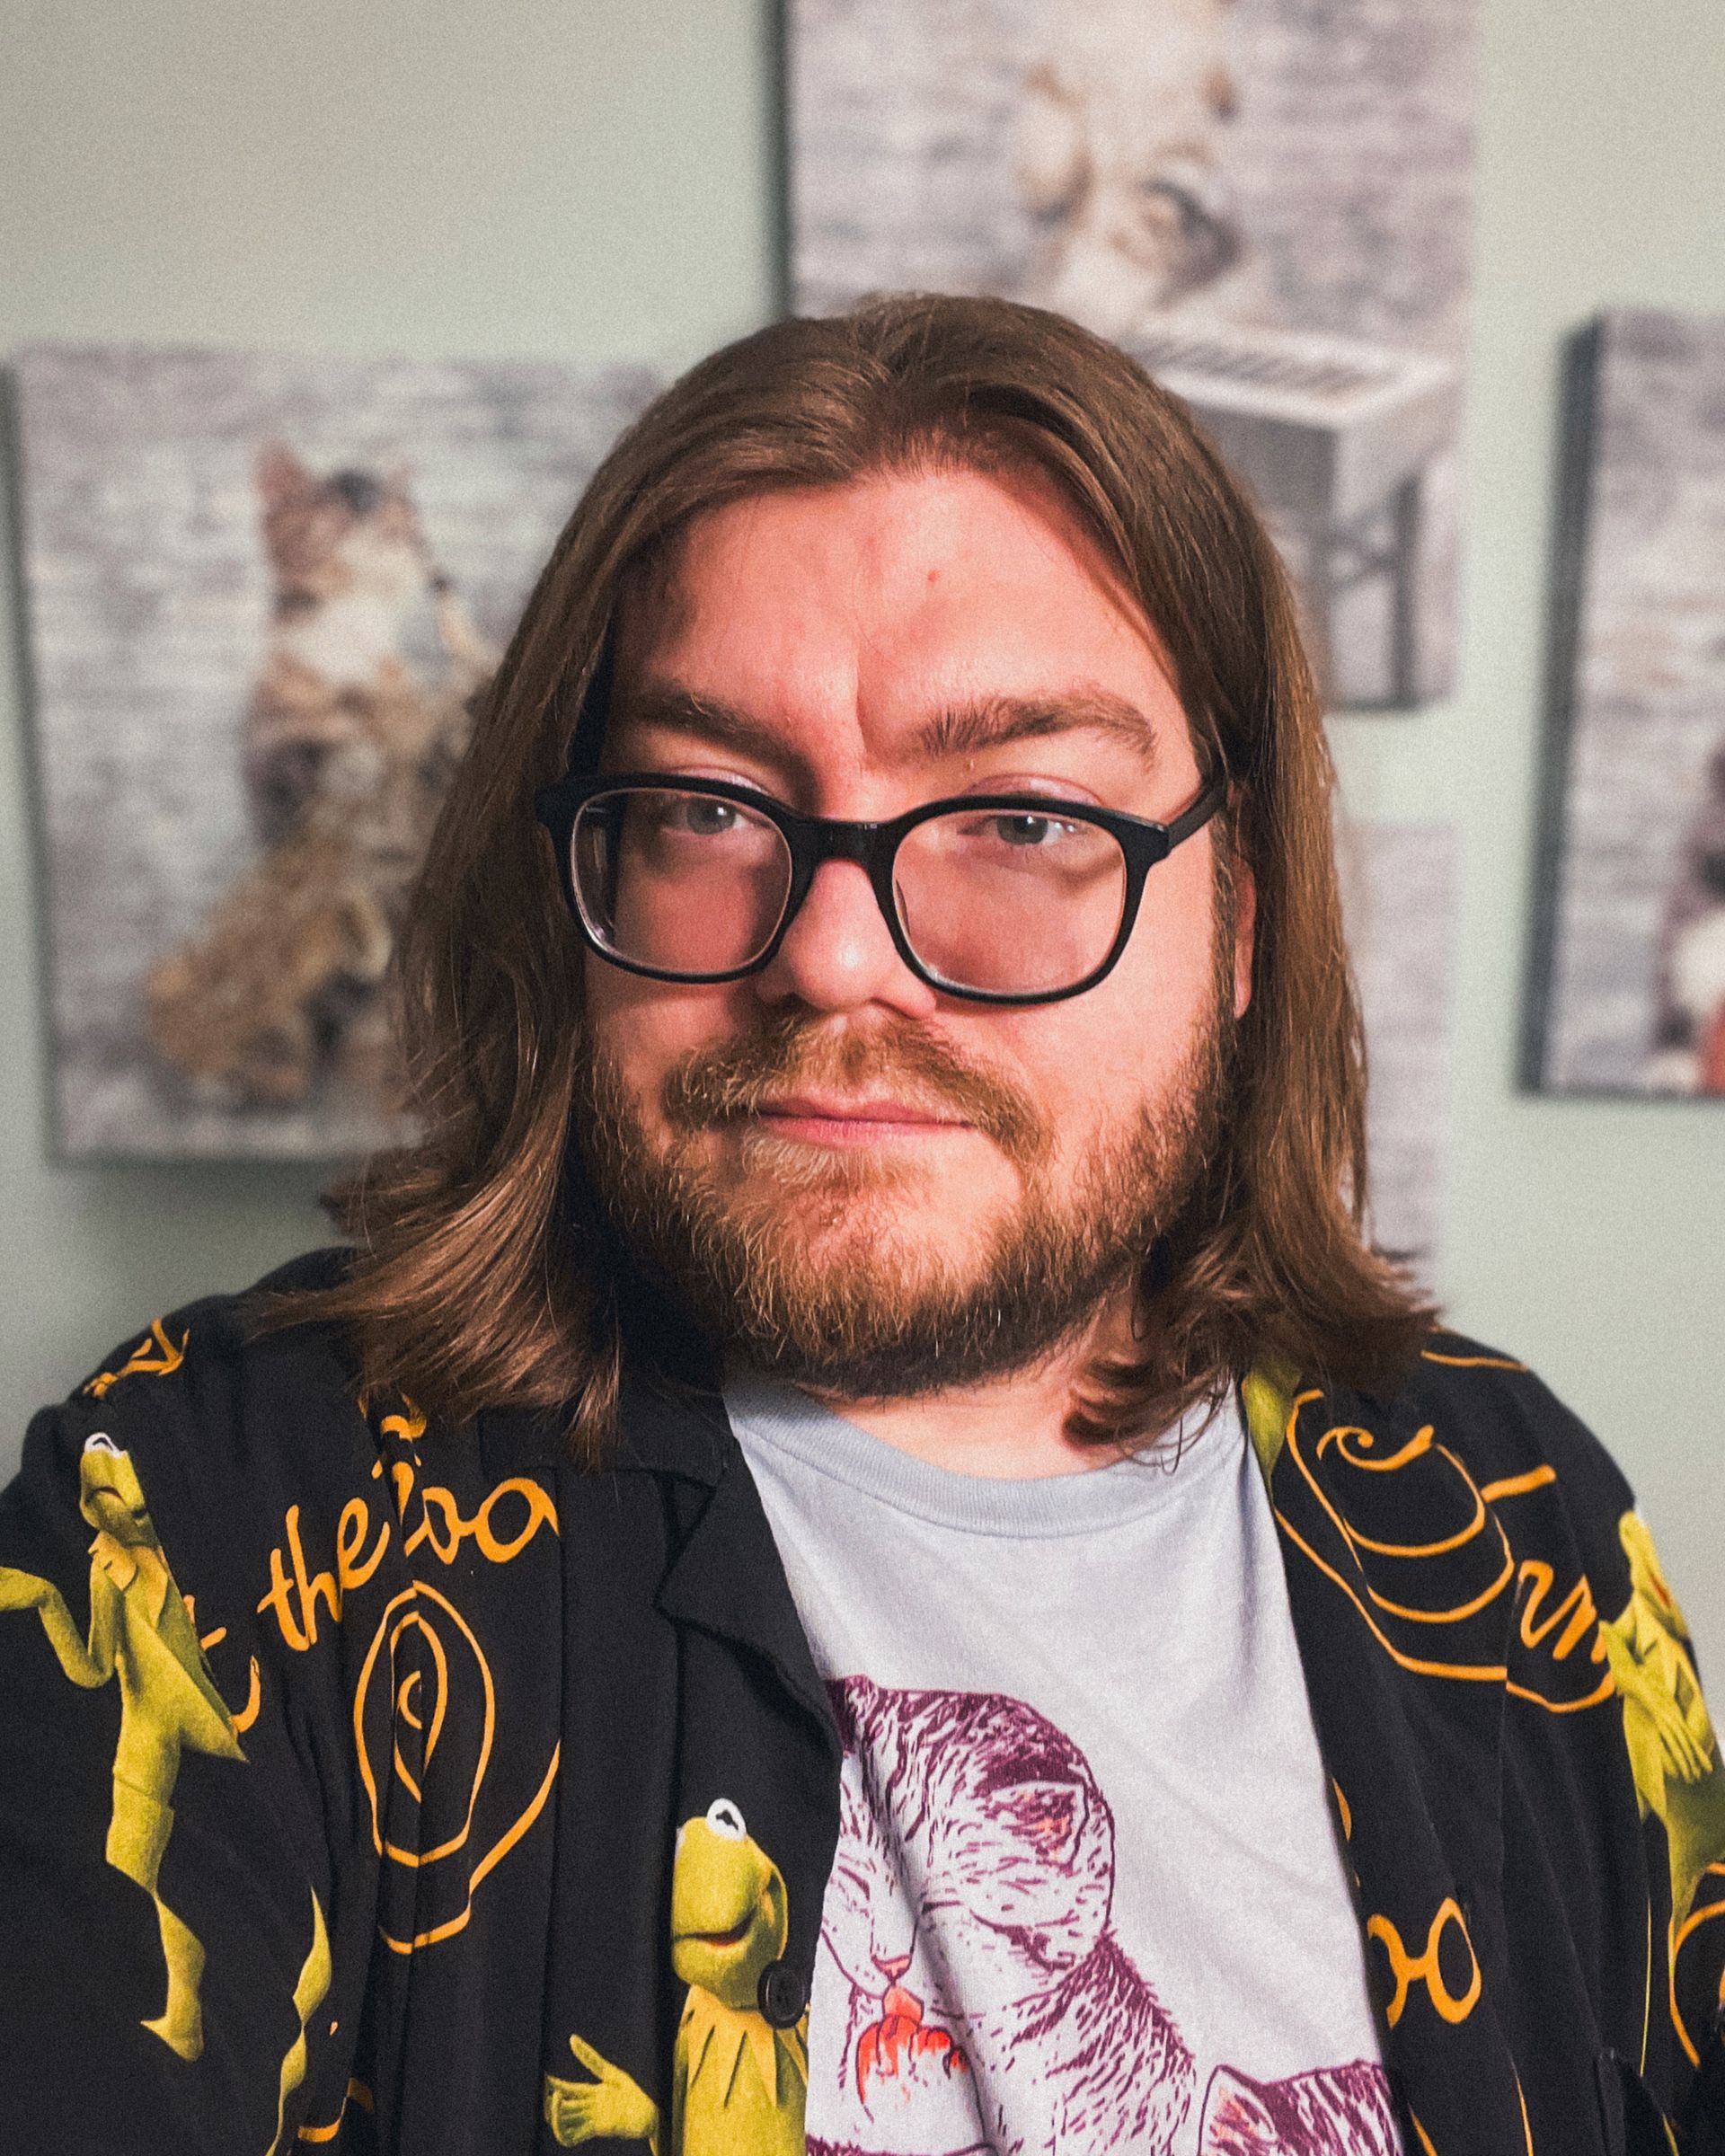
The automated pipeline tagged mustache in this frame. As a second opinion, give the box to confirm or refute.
[659,1012,1050,1166]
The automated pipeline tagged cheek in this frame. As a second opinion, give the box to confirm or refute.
[988,968,1210,1145]
[581,962,751,1124]
[1100,848,1221,1043]
[980,861,1219,1148]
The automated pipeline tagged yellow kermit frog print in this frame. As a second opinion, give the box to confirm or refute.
[0,1434,244,2061]
[544,1798,808,2156]
[1599,1509,1725,1934]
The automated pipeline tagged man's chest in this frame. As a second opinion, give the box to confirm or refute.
[734,1415,1401,2156]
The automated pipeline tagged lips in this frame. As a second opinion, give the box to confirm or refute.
[753,1092,969,1129]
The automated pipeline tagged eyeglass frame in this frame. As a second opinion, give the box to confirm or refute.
[534,765,1228,1008]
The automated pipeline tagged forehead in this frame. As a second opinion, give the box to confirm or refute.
[609,465,1188,770]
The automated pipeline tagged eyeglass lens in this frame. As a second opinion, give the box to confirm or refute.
[571,785,1130,994]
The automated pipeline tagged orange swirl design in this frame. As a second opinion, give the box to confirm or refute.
[1272,1390,1617,1711]
[350,1579,561,1954]
[1287,1394,1515,1642]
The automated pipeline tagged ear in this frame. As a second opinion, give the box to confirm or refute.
[256,441,310,504]
[991,1778,1088,1867]
[1199,2067,1276,2146]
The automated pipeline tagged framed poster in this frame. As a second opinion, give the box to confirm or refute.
[788,0,1478,710]
[13,344,660,1159]
[1531,310,1725,1098]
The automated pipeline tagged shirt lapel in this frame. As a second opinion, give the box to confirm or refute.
[1252,1370,1542,2155]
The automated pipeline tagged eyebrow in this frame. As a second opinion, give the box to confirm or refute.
[917,691,1160,764]
[607,683,1163,769]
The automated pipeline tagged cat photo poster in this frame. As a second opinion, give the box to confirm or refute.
[13,343,660,1160]
[1531,309,1725,1098]
[788,0,1478,711]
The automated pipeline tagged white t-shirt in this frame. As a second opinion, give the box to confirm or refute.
[725,1371,1403,2156]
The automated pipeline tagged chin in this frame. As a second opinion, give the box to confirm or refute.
[730,1127,1016,1212]
[739,1176,1003,1276]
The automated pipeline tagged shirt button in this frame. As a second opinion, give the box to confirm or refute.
[757,1960,807,2028]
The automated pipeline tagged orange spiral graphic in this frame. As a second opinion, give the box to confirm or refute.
[351,1582,560,1955]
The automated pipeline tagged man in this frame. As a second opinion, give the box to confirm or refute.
[0,296,1719,2156]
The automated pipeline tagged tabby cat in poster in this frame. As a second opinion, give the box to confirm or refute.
[147,446,491,1110]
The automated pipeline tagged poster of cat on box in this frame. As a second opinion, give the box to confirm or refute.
[788,0,1478,712]
[13,344,659,1160]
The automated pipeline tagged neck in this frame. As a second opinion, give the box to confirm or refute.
[800,1293,1137,1480]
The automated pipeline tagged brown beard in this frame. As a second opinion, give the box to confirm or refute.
[573,977,1233,1403]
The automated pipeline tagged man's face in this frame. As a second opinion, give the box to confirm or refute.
[577,462,1252,1397]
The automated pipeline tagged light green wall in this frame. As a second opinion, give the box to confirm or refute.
[2,4,1721,1653]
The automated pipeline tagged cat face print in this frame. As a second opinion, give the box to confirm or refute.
[823,1739,920,1999]
[814,1679,1192,2156]
[828,1675,1117,2010]
[815,1678,1391,2156]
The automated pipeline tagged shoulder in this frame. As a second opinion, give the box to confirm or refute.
[5,1248,379,1599]
[1324,1327,1639,1612]
[1264,1325,1627,1506]
[72,1245,358,1425]
[1261,1331,1654,1720]
[1395,1328,1632,1518]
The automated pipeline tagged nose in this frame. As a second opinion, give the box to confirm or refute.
[752,859,939,1021]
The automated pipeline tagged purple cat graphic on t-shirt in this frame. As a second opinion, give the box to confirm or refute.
[813,1676,1193,2156]
[810,1677,1402,2156]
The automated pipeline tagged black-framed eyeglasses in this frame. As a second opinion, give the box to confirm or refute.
[534,768,1225,1006]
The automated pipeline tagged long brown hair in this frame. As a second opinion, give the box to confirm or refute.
[266,293,1433,1457]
